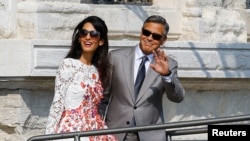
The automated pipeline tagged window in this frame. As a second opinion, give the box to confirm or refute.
[247,0,250,9]
[80,0,152,5]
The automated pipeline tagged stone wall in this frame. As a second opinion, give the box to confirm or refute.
[1,0,250,141]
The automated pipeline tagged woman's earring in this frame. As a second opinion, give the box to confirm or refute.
[99,40,104,46]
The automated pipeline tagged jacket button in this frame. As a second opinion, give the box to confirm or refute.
[134,106,137,109]
[126,121,130,125]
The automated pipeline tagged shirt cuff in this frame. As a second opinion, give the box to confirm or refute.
[161,73,172,83]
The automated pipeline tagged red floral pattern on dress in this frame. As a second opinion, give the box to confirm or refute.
[45,58,118,141]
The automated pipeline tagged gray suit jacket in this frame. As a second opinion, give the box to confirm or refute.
[101,46,185,141]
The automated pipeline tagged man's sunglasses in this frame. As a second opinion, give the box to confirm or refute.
[79,29,100,38]
[142,28,164,41]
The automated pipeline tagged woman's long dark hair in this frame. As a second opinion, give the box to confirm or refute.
[65,16,111,88]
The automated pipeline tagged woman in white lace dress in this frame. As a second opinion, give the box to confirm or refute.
[45,16,118,141]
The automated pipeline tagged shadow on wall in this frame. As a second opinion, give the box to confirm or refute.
[21,88,54,131]
[186,42,250,78]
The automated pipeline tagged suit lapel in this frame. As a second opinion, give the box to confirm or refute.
[121,47,136,103]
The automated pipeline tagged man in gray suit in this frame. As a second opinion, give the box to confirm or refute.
[100,15,185,141]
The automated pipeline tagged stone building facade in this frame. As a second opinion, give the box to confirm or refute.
[0,0,250,141]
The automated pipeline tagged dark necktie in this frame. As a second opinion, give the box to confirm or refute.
[134,56,148,99]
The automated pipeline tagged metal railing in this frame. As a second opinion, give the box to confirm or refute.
[80,0,152,5]
[27,114,250,141]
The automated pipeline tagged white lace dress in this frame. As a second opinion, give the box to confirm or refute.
[45,58,118,141]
